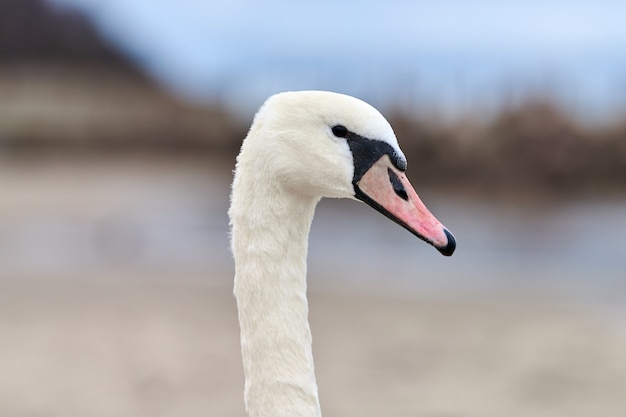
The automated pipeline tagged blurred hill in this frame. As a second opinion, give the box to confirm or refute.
[0,0,625,196]
[0,0,241,152]
[0,0,141,73]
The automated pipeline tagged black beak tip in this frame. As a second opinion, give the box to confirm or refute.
[437,229,456,256]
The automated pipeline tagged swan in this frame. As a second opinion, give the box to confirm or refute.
[229,91,455,417]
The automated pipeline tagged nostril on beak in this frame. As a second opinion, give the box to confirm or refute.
[387,168,408,201]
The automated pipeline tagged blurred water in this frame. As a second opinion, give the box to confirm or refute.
[311,197,626,309]
[1,156,624,311]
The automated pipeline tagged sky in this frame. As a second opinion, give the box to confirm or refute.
[50,0,626,119]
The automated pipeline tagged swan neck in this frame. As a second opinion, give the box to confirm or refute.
[230,177,322,417]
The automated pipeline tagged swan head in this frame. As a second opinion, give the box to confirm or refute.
[239,90,456,256]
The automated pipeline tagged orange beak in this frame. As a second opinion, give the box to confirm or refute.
[354,155,456,256]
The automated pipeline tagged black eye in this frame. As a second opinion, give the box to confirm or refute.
[331,125,349,138]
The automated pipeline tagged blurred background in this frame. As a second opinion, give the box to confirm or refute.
[1,0,626,416]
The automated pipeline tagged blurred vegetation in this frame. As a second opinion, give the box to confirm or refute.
[389,101,626,197]
[0,67,238,152]
[1,0,625,198]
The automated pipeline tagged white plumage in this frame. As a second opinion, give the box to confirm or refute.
[229,91,455,417]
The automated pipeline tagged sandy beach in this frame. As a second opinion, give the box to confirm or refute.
[1,276,626,417]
